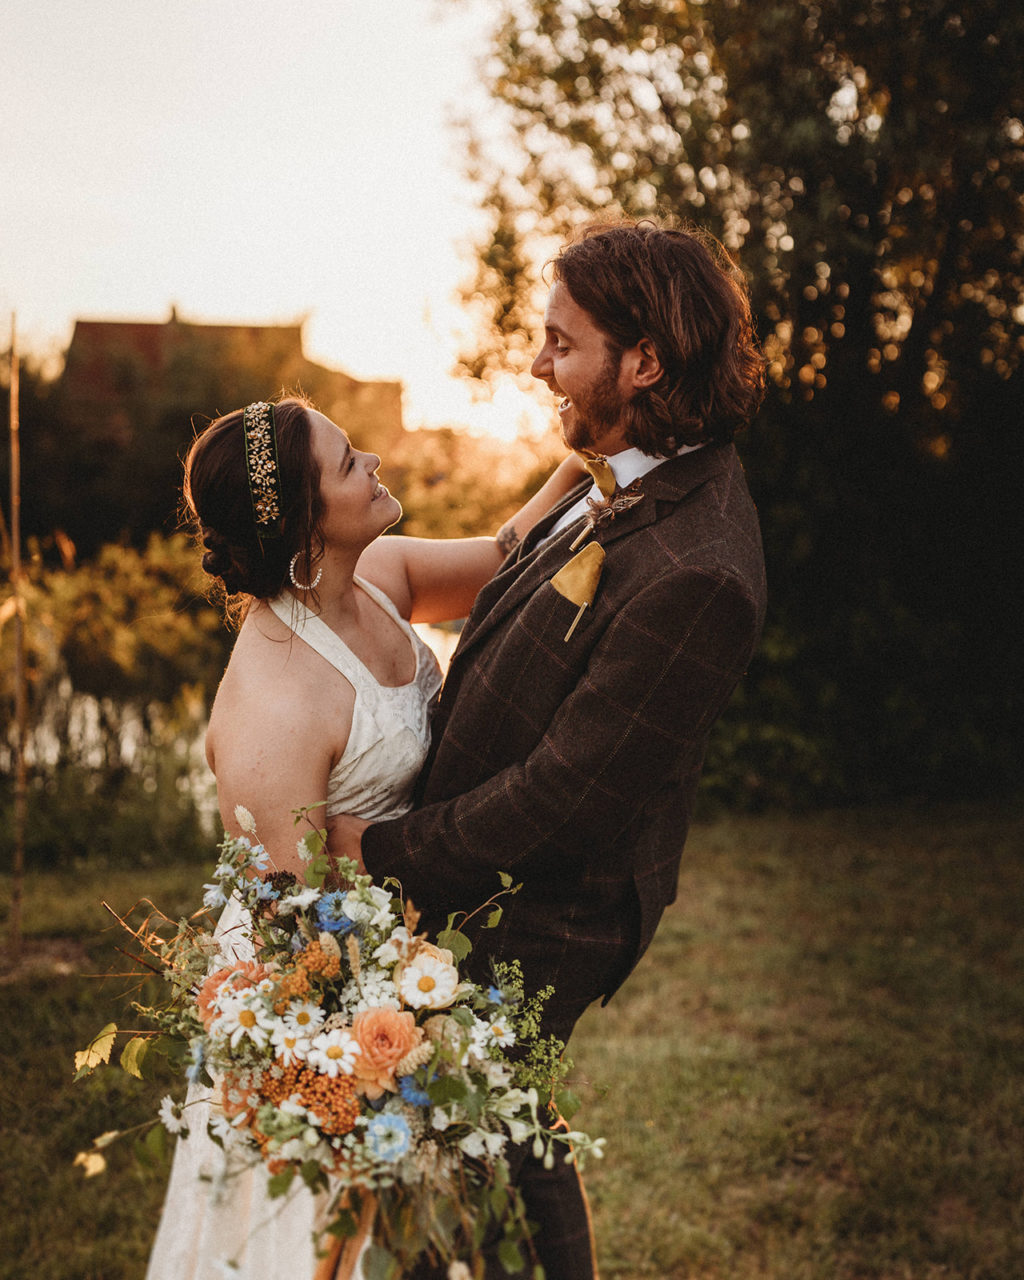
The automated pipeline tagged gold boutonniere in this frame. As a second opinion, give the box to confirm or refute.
[551,541,606,641]
[569,454,644,551]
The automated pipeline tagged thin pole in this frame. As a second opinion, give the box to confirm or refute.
[8,313,26,966]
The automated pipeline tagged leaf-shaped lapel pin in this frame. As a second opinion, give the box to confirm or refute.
[550,541,606,641]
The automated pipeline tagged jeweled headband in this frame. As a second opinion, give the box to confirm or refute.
[243,401,282,538]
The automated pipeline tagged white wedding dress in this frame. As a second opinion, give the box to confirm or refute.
[146,580,442,1280]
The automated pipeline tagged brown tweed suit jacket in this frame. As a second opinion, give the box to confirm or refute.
[363,441,766,1040]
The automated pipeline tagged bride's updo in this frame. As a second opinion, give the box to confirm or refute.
[183,396,324,611]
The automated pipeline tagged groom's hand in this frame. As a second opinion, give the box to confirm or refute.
[326,813,370,874]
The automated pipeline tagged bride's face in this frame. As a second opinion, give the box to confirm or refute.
[308,412,401,550]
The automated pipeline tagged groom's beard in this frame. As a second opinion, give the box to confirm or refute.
[561,355,626,453]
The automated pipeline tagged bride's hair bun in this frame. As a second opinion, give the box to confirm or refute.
[182,396,324,610]
[199,526,246,594]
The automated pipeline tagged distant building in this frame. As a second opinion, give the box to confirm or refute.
[59,308,404,451]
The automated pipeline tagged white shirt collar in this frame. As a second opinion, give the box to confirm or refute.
[540,442,704,545]
[600,442,703,491]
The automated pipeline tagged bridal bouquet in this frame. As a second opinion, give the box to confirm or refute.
[76,808,602,1277]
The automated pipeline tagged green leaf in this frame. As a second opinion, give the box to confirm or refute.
[300,1159,327,1193]
[326,1206,358,1239]
[490,1184,510,1219]
[160,1035,190,1068]
[449,1005,474,1028]
[119,1036,149,1080]
[427,1075,469,1106]
[267,1167,296,1197]
[485,906,503,929]
[363,1244,400,1280]
[498,870,514,888]
[555,1086,581,1120]
[74,1022,117,1078]
[461,1083,484,1125]
[133,1122,167,1169]
[498,1238,524,1274]
[436,928,472,962]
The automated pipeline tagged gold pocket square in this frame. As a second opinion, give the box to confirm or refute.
[550,541,605,641]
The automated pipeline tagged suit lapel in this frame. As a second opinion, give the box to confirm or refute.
[451,444,735,664]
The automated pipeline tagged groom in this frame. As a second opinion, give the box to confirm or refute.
[341,217,766,1276]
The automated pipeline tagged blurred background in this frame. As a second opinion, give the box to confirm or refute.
[1,1,1022,1276]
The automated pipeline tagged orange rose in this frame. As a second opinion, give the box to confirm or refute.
[351,1007,423,1100]
[197,961,272,1029]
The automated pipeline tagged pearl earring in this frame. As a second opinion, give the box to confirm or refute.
[289,552,323,591]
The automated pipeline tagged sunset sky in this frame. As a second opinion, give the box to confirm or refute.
[1,0,551,439]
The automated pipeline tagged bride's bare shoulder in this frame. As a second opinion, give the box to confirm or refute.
[206,603,352,770]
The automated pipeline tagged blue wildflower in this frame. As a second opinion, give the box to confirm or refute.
[202,883,227,910]
[315,891,357,935]
[248,843,272,873]
[252,878,280,902]
[487,984,504,1004]
[398,1075,432,1108]
[185,1039,206,1084]
[366,1113,412,1162]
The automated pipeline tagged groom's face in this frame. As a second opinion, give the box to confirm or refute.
[531,281,631,456]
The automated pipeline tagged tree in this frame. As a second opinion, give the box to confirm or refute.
[453,0,1024,802]
[0,534,230,869]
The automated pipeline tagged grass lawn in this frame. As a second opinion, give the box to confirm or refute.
[2,805,1022,1279]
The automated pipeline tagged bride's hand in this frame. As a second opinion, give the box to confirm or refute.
[326,813,370,874]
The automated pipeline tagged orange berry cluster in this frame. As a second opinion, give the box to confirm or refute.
[260,1059,360,1136]
[272,966,312,1011]
[301,939,342,981]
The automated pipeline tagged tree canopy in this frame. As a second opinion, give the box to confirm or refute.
[456,0,1024,802]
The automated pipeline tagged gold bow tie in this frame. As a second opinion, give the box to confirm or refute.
[578,453,617,499]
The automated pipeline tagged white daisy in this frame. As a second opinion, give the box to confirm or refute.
[270,1023,311,1067]
[487,1015,516,1049]
[306,1027,360,1078]
[398,954,460,1010]
[213,990,277,1050]
[158,1095,190,1135]
[283,1000,326,1036]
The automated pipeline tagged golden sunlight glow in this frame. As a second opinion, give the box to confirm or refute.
[0,0,549,443]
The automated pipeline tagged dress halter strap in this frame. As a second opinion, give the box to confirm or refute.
[265,579,418,691]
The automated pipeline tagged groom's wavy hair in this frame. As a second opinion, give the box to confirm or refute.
[551,218,765,451]
[182,394,324,623]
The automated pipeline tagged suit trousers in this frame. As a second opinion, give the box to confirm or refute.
[405,1137,597,1280]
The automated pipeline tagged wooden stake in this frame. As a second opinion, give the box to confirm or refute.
[7,313,26,967]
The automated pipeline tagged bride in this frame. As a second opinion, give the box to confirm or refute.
[145,397,584,1280]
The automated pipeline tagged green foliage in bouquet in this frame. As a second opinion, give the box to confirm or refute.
[74,810,603,1277]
